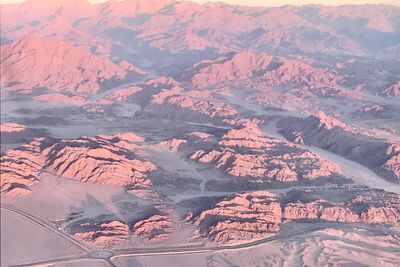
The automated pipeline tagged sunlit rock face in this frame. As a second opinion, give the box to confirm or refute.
[184,187,400,243]
[0,133,156,196]
[153,139,187,152]
[65,202,174,247]
[0,35,144,95]
[379,81,400,97]
[131,213,174,241]
[0,138,49,197]
[185,51,342,89]
[0,123,26,133]
[44,133,156,186]
[279,112,400,183]
[2,1,398,56]
[186,192,282,243]
[0,1,400,263]
[152,86,237,118]
[184,120,342,183]
[281,187,400,224]
[70,220,130,247]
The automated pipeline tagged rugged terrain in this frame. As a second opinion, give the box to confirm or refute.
[1,0,399,266]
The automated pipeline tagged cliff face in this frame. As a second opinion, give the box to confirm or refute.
[70,220,130,247]
[279,111,400,183]
[184,187,400,243]
[151,86,237,118]
[162,119,342,184]
[379,81,400,97]
[0,35,144,95]
[131,214,174,241]
[0,132,156,196]
[44,133,156,186]
[185,51,342,90]
[186,192,282,243]
[0,138,49,197]
[281,187,400,225]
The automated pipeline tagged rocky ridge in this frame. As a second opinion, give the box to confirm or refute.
[279,111,400,182]
[0,132,156,196]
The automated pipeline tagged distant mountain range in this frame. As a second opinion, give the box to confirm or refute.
[1,0,399,58]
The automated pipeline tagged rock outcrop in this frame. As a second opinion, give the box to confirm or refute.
[0,35,143,95]
[279,111,400,182]
[152,86,237,118]
[44,133,156,186]
[379,81,400,97]
[131,214,174,241]
[0,123,26,133]
[0,133,156,196]
[185,186,400,243]
[0,138,49,196]
[282,187,400,224]
[4,2,397,56]
[70,220,130,247]
[33,93,91,106]
[186,192,281,243]
[185,51,342,90]
[104,86,143,102]
[187,120,341,183]
[153,139,187,152]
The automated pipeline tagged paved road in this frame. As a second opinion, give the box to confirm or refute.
[2,204,399,267]
[1,203,92,253]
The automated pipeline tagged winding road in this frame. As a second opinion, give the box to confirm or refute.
[2,203,399,267]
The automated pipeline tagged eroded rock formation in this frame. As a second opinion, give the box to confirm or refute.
[185,187,400,243]
[0,138,49,196]
[0,123,26,133]
[131,213,174,241]
[44,134,156,186]
[186,192,281,243]
[0,133,156,196]
[70,220,130,247]
[152,86,237,118]
[185,51,342,90]
[279,111,400,182]
[0,35,143,95]
[187,120,341,183]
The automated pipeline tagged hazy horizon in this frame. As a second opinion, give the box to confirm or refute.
[1,0,400,6]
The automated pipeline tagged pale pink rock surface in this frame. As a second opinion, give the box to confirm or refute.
[187,187,400,243]
[280,112,400,182]
[189,132,213,141]
[189,120,341,182]
[187,51,342,89]
[318,5,398,32]
[72,220,130,247]
[382,143,400,180]
[152,86,237,118]
[0,123,26,133]
[0,138,47,196]
[153,139,187,152]
[282,188,400,225]
[0,35,139,95]
[33,93,90,106]
[104,86,143,102]
[189,52,273,87]
[44,134,156,186]
[320,207,360,223]
[283,201,322,220]
[314,111,353,131]
[131,214,174,241]
[380,81,400,97]
[0,132,156,196]
[2,1,396,56]
[188,192,281,243]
